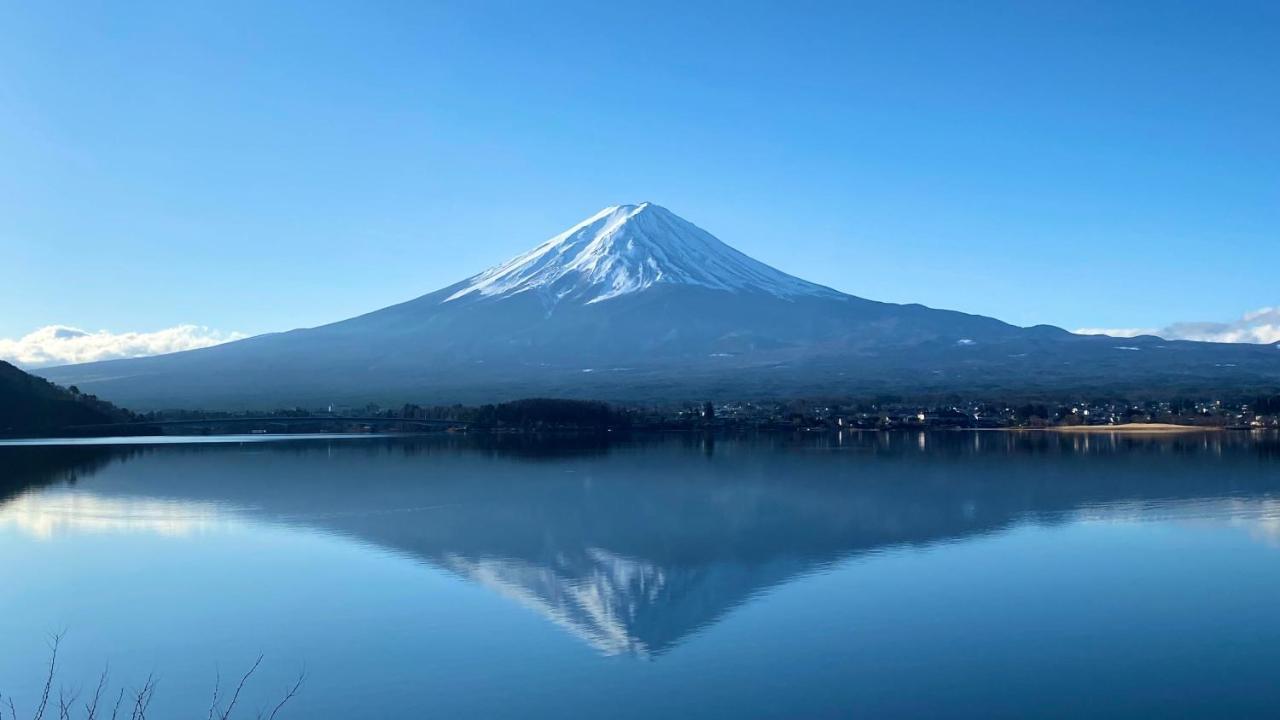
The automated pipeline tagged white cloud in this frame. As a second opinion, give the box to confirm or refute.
[1074,326,1159,338]
[0,324,248,368]
[1076,307,1280,345]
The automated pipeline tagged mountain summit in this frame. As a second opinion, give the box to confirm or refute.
[445,203,839,306]
[37,203,1280,409]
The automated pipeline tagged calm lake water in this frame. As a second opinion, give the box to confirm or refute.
[3,431,1280,718]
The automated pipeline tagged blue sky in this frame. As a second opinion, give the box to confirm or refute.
[2,1,1277,353]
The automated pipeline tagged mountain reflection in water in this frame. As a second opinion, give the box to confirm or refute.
[3,432,1279,657]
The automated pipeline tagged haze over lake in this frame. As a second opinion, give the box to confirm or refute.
[3,432,1280,718]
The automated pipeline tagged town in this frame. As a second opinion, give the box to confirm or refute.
[119,393,1280,436]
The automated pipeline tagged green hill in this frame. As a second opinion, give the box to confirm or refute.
[0,360,134,436]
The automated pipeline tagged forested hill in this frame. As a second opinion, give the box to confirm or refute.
[0,360,134,436]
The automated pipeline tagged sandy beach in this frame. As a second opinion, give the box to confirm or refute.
[1046,423,1220,434]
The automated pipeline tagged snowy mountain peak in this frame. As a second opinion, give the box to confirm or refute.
[445,203,840,305]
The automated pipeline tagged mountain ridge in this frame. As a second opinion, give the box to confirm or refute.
[34,203,1280,409]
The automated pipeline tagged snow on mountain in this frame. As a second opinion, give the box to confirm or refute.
[445,202,841,305]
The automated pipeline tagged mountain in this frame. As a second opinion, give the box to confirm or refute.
[0,360,131,435]
[37,203,1280,409]
[445,203,842,304]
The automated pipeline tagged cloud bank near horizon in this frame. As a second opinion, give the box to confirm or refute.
[0,324,248,368]
[1077,307,1280,345]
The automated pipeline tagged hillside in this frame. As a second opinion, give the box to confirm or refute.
[0,360,132,435]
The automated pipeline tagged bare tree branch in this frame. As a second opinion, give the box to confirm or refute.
[141,679,156,720]
[207,668,221,720]
[127,674,156,720]
[264,670,305,720]
[109,688,125,720]
[85,666,110,720]
[10,641,303,720]
[217,655,263,720]
[33,631,64,720]
[57,684,80,720]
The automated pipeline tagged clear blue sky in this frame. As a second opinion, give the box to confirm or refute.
[2,0,1277,340]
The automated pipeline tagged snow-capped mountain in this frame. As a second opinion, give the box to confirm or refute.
[445,203,840,306]
[37,203,1280,409]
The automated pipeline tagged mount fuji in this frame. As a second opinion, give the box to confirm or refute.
[444,202,841,305]
[38,203,1280,409]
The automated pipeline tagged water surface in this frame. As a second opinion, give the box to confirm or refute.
[2,432,1280,718]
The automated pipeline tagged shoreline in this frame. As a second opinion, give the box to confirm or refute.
[3,424,1251,446]
[1038,423,1220,434]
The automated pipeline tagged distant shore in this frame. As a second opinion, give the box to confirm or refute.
[1042,423,1220,434]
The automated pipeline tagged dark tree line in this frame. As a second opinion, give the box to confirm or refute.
[0,361,137,436]
[397,398,630,430]
[1254,394,1280,415]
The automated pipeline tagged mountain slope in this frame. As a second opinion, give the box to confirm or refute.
[36,203,1280,409]
[0,360,131,434]
[445,203,841,305]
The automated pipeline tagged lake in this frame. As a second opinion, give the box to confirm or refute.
[3,431,1280,718]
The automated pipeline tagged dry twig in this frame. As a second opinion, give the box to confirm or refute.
[32,632,64,720]
[84,667,109,720]
[261,670,305,720]
[216,655,263,720]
